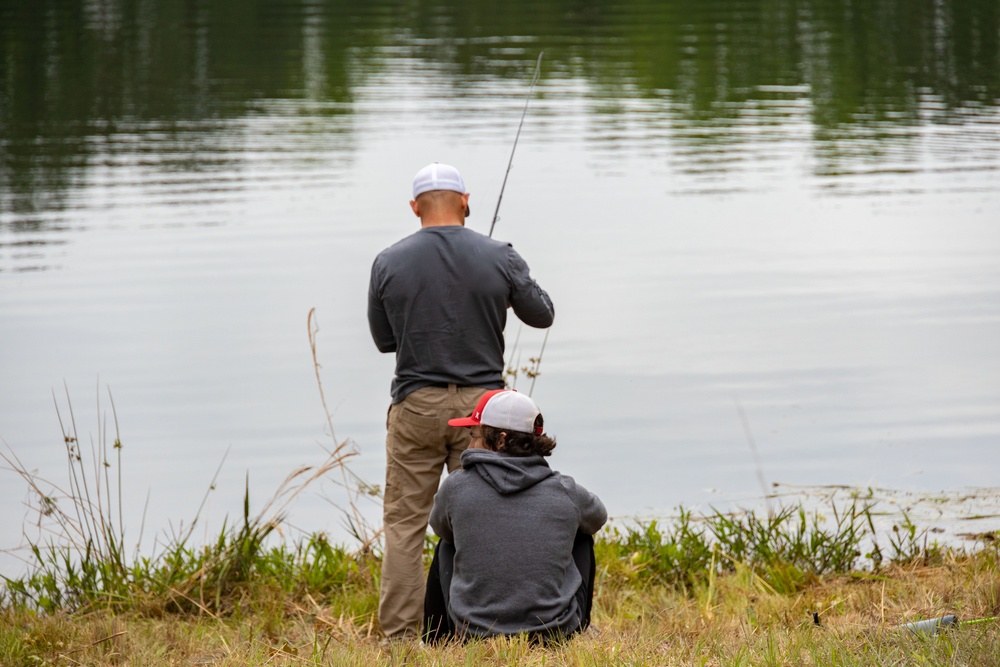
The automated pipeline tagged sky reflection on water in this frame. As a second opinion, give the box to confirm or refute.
[1,0,999,563]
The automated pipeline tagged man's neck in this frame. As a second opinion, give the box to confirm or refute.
[420,217,464,228]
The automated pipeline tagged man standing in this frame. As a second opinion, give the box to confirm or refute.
[368,162,555,640]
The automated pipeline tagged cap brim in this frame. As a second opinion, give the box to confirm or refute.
[448,417,479,427]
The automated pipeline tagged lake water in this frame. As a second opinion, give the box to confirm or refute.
[2,0,999,567]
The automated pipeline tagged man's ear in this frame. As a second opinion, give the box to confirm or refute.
[410,199,420,217]
[496,431,507,451]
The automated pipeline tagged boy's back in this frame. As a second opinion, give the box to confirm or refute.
[430,449,605,636]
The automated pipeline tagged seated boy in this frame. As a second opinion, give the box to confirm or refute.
[423,389,607,642]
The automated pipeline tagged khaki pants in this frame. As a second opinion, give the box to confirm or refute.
[379,384,488,638]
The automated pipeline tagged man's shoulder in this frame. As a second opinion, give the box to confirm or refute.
[378,226,509,263]
[372,231,422,270]
[377,229,423,255]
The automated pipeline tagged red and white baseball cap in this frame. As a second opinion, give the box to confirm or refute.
[449,389,543,435]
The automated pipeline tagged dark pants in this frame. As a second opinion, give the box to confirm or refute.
[422,531,597,644]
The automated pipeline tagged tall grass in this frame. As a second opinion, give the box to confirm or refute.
[2,312,384,616]
[0,384,378,617]
[2,388,988,619]
[598,499,972,599]
[2,405,983,617]
[1,384,134,612]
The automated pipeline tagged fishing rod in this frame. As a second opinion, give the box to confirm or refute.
[488,51,549,395]
[489,51,544,239]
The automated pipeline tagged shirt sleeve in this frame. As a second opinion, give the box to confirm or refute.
[506,245,555,329]
[559,474,608,535]
[367,256,397,353]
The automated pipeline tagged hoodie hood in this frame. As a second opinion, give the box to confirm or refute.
[460,449,553,496]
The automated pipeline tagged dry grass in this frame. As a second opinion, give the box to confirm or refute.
[3,547,998,666]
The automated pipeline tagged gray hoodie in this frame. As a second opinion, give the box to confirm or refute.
[429,449,607,637]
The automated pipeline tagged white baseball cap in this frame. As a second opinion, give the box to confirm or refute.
[412,162,467,199]
[449,389,543,435]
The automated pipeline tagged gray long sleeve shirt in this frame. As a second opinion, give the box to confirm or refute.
[430,449,607,637]
[368,225,554,403]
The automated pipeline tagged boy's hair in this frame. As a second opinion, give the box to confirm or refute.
[482,414,556,457]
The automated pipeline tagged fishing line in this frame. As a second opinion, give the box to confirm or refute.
[734,396,773,515]
[489,51,544,239]
[489,51,550,397]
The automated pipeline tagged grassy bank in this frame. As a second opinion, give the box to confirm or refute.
[2,388,998,665]
[2,506,998,666]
